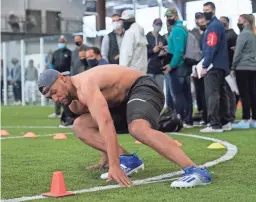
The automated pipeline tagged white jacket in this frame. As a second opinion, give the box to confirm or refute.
[119,22,148,74]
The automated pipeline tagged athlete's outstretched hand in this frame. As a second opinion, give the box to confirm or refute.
[107,166,133,187]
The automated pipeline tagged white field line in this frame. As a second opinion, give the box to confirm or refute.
[1,133,238,202]
[1,133,74,140]
[2,126,64,129]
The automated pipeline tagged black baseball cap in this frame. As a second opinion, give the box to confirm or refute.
[153,18,163,25]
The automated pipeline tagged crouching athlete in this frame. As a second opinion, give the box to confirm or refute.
[38,65,211,188]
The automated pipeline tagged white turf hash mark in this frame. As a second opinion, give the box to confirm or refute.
[1,133,238,202]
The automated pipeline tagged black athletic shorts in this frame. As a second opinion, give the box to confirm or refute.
[110,76,165,133]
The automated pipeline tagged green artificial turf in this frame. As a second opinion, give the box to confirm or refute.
[1,106,256,202]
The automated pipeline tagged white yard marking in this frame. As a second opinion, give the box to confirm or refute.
[1,133,238,202]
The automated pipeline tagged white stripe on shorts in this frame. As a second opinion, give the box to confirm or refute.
[127,98,146,104]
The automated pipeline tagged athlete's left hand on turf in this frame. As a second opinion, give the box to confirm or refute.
[107,166,133,187]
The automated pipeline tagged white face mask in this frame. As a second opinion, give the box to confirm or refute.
[154,25,162,33]
[112,21,122,30]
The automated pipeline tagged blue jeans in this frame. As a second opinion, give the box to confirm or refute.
[164,73,174,109]
[170,66,193,124]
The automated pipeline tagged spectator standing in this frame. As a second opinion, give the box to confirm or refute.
[146,18,167,90]
[164,7,193,128]
[101,14,124,64]
[191,12,207,125]
[24,59,38,105]
[10,58,21,105]
[232,14,256,129]
[193,14,208,125]
[200,2,231,133]
[71,35,88,76]
[164,19,174,109]
[119,10,148,74]
[220,16,238,123]
[85,47,109,68]
[48,36,71,118]
[48,35,74,128]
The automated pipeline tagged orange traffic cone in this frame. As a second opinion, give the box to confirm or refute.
[53,133,67,140]
[174,140,183,147]
[1,130,10,136]
[24,132,37,138]
[42,171,75,197]
[135,140,142,144]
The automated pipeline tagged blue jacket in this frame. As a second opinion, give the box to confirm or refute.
[168,20,188,68]
[98,58,109,65]
[202,17,229,72]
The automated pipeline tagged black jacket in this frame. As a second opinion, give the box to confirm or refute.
[225,29,238,68]
[146,32,167,74]
[51,47,71,73]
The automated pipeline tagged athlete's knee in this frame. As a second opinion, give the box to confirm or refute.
[128,119,151,138]
[72,115,84,132]
[72,114,96,140]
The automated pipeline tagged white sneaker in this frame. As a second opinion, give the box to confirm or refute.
[59,124,73,128]
[48,113,61,118]
[200,127,223,133]
[183,124,194,129]
[222,122,232,131]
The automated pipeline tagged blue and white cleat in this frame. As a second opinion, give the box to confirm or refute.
[100,153,144,180]
[171,166,212,188]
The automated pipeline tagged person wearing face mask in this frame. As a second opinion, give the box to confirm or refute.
[191,13,208,126]
[85,47,109,68]
[200,2,231,133]
[146,18,167,90]
[220,16,238,123]
[232,14,256,129]
[163,7,194,128]
[101,14,124,64]
[119,10,148,74]
[71,35,88,76]
[48,35,72,119]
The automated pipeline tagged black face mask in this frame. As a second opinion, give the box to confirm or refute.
[167,19,176,26]
[222,22,227,29]
[237,23,244,32]
[123,21,134,31]
[75,41,82,47]
[199,25,207,32]
[87,59,98,68]
[204,12,213,21]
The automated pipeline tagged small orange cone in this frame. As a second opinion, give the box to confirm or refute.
[237,101,242,109]
[135,140,142,144]
[1,130,10,136]
[174,140,183,147]
[53,133,67,140]
[24,132,37,138]
[42,171,75,197]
